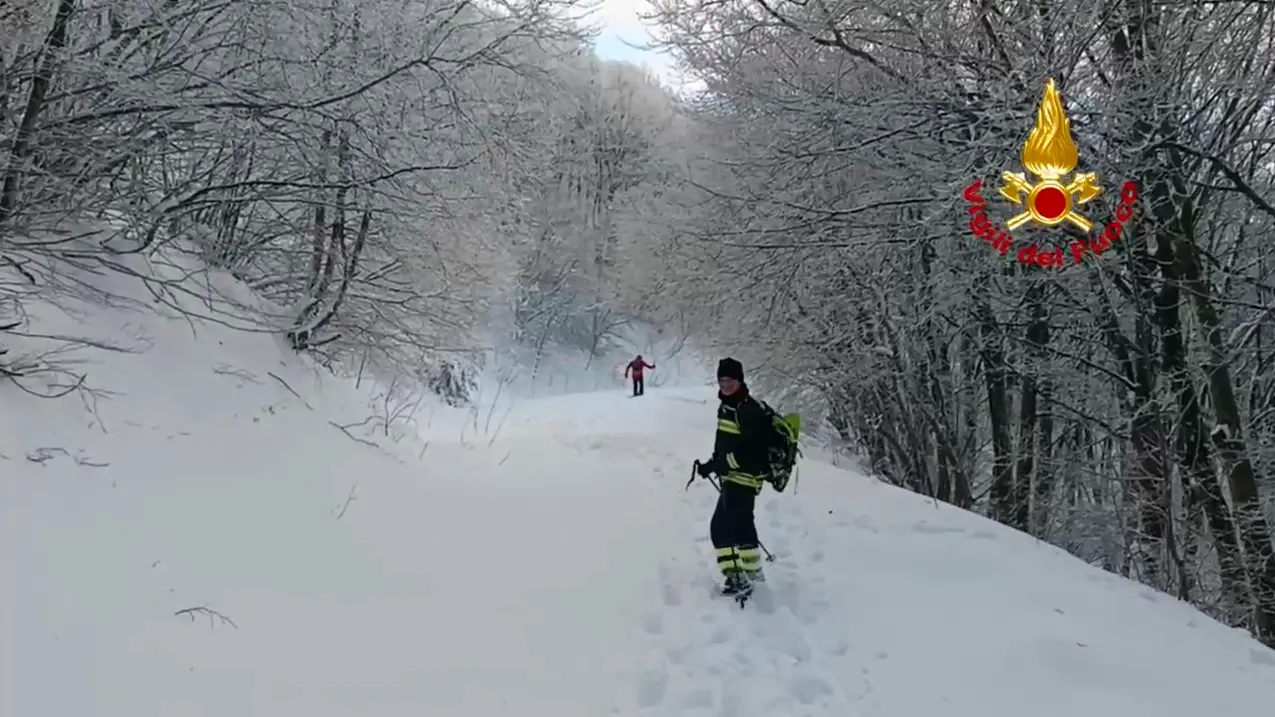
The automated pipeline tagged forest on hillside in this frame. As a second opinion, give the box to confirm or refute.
[4,0,1275,647]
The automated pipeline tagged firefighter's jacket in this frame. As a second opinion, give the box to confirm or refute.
[711,390,771,491]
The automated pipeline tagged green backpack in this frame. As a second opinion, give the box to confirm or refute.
[757,400,802,492]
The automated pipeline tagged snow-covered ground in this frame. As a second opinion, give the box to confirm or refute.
[4,265,1275,717]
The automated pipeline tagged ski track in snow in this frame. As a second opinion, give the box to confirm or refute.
[633,470,870,717]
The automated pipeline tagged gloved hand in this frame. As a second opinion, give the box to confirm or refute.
[696,459,715,478]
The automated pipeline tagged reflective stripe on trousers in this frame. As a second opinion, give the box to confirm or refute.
[715,546,763,576]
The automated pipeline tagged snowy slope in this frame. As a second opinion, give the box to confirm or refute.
[5,274,1275,717]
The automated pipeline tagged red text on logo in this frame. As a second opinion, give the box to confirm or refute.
[961,179,1139,267]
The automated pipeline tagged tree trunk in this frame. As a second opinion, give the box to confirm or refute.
[975,298,1014,524]
[1175,222,1275,644]
[1015,280,1048,533]
[0,0,77,225]
[1154,224,1248,612]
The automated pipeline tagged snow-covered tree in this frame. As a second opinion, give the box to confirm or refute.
[642,0,1275,646]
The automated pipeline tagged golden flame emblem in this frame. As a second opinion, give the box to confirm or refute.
[998,79,1101,232]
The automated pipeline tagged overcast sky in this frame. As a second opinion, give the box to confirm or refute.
[586,0,686,88]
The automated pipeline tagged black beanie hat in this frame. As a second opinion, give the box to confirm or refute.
[717,357,744,382]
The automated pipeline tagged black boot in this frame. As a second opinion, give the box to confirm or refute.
[720,572,749,596]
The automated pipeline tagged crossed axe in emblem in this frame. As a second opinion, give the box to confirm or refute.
[998,171,1102,232]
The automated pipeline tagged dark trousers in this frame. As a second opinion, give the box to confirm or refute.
[709,481,762,577]
[632,376,644,396]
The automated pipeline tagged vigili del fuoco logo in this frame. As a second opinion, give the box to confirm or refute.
[962,79,1138,267]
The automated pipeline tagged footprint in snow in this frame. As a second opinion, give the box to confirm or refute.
[634,670,668,708]
[641,612,664,635]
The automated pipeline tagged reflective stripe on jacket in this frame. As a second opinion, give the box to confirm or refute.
[712,394,770,490]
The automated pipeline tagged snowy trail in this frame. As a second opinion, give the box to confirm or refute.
[8,427,686,716]
[8,280,1275,717]
[631,474,869,717]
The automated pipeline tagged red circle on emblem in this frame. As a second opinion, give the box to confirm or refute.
[1032,186,1067,220]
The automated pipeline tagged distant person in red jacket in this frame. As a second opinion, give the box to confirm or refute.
[625,355,655,396]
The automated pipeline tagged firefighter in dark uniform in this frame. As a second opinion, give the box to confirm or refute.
[696,357,769,596]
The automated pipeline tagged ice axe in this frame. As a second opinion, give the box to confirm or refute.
[687,460,776,562]
[686,460,720,492]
